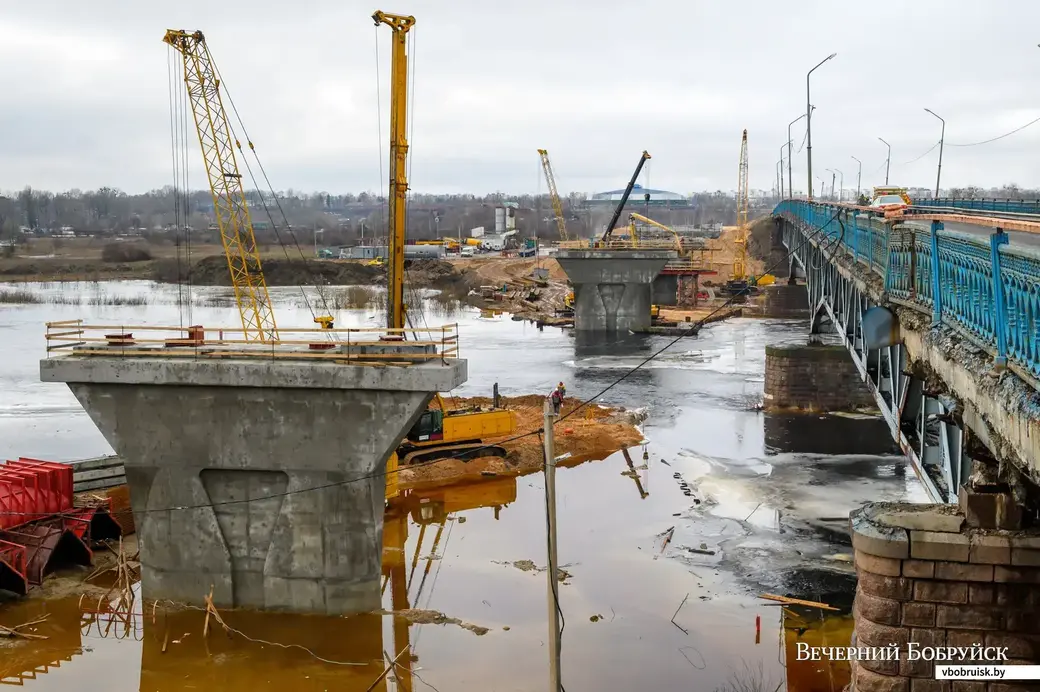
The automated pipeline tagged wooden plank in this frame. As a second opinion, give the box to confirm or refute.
[74,476,127,492]
[72,466,126,482]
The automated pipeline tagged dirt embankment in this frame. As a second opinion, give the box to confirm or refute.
[398,395,646,488]
[706,216,774,282]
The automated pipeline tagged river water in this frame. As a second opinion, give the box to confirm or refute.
[0,281,927,691]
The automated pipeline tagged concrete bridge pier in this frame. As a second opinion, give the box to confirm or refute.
[850,493,1040,691]
[41,353,466,615]
[556,248,676,332]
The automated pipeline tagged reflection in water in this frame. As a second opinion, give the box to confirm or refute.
[764,412,899,456]
[782,606,854,692]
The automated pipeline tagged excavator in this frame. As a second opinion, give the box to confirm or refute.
[374,11,516,498]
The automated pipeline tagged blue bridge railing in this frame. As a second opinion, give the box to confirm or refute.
[774,200,1040,384]
[912,197,1040,215]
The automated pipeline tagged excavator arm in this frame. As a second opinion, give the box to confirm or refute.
[628,212,682,253]
[164,29,278,342]
[537,149,568,241]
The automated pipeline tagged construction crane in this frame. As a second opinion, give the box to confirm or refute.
[164,30,278,342]
[373,10,414,333]
[600,151,651,243]
[731,129,750,290]
[537,149,568,241]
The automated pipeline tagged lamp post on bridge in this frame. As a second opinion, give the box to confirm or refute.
[787,108,812,199]
[924,108,945,199]
[806,52,837,201]
[779,144,786,200]
[835,169,844,202]
[851,156,862,202]
[817,176,826,201]
[826,169,836,201]
[878,137,891,185]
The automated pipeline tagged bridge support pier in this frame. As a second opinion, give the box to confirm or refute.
[850,496,1040,691]
[41,354,466,615]
[764,344,873,412]
[556,249,676,332]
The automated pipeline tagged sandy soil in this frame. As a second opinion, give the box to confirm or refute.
[704,216,772,282]
[21,534,139,602]
[398,396,646,489]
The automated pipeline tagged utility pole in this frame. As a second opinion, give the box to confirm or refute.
[542,398,563,691]
[924,108,945,199]
[851,156,862,201]
[806,52,837,201]
[878,137,891,186]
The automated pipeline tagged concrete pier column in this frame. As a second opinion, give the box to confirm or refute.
[556,249,676,332]
[41,354,465,615]
[849,500,1040,691]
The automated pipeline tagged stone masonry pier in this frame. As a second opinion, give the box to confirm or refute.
[850,500,1040,691]
[556,248,676,332]
[41,353,466,615]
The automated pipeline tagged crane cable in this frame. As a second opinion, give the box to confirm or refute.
[206,45,335,327]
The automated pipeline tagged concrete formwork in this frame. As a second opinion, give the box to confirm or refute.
[556,249,676,332]
[40,355,466,615]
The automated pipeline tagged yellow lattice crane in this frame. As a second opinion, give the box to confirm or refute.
[537,149,568,241]
[732,129,750,284]
[373,10,415,333]
[163,30,278,342]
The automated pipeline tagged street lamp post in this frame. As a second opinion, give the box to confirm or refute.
[806,52,837,201]
[826,169,836,201]
[924,108,945,199]
[878,137,891,185]
[835,169,844,202]
[787,111,809,199]
[779,144,786,200]
[817,177,826,201]
[851,156,862,201]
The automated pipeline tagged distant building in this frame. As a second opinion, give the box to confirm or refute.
[588,184,692,208]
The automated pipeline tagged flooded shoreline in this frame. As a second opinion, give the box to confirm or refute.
[0,280,924,690]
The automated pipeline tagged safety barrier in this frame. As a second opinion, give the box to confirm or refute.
[915,197,1040,215]
[775,200,1040,384]
[44,321,461,365]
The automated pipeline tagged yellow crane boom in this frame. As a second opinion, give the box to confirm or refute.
[373,10,415,332]
[537,149,568,241]
[734,129,750,281]
[628,212,681,252]
[163,29,278,342]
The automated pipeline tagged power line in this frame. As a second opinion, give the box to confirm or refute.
[899,140,941,165]
[947,114,1040,147]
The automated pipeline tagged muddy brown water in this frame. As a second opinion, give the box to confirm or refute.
[0,282,926,690]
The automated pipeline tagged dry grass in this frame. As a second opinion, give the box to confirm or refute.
[0,288,42,303]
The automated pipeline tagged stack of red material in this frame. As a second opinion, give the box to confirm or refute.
[0,458,113,596]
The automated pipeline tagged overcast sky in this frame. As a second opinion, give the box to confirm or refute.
[2,1,1039,197]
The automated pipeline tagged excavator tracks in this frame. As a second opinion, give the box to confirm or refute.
[402,443,508,466]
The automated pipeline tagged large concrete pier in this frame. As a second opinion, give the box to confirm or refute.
[556,248,676,332]
[41,352,465,615]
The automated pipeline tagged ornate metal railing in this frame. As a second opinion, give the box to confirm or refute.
[774,200,1040,383]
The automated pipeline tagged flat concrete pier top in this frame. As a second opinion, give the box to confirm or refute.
[556,248,677,332]
[40,340,466,615]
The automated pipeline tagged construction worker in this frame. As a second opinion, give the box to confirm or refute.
[550,383,564,415]
[557,382,566,399]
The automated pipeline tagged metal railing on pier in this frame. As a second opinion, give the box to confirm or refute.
[44,321,461,365]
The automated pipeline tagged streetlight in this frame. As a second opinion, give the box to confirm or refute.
[817,176,826,200]
[779,144,787,199]
[776,159,782,203]
[851,156,862,201]
[806,52,837,201]
[878,137,891,185]
[834,168,844,201]
[787,107,815,198]
[924,108,946,199]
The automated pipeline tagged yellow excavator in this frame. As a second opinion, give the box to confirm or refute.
[375,11,516,500]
